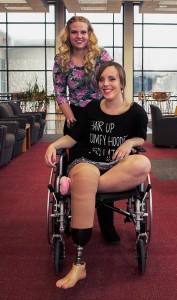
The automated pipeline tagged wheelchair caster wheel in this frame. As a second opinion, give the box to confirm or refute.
[54,239,64,275]
[136,238,146,275]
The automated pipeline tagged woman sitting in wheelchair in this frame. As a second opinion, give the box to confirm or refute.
[45,61,151,289]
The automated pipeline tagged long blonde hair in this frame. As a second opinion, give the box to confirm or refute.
[57,16,102,79]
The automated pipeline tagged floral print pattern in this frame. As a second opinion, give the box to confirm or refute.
[53,50,111,107]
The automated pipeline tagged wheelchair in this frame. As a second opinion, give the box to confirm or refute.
[47,147,152,275]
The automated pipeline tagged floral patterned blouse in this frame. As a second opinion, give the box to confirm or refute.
[53,49,112,107]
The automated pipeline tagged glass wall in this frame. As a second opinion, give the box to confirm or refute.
[0,5,55,94]
[134,5,177,97]
[1,3,177,111]
[66,9,123,65]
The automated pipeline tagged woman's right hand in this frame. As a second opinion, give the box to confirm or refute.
[59,103,76,128]
[45,143,56,167]
[67,117,77,129]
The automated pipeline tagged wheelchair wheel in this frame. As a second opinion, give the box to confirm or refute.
[138,174,152,244]
[47,167,55,244]
[47,163,60,244]
[54,238,64,275]
[136,238,146,275]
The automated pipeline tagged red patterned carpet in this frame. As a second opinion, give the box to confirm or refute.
[144,141,177,158]
[0,142,177,300]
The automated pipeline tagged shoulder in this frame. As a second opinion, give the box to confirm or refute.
[80,101,100,117]
[97,48,112,62]
[84,100,100,111]
[54,54,62,65]
[130,102,148,121]
[131,102,146,114]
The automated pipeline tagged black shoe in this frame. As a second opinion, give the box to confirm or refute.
[101,225,120,245]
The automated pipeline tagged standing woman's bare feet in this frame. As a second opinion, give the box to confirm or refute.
[56,263,86,289]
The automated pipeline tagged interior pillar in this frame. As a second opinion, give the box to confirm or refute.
[55,1,65,55]
[124,1,134,102]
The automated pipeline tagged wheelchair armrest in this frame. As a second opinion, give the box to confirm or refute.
[133,146,146,153]
[56,148,67,156]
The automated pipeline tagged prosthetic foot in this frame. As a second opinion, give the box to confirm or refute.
[56,262,86,289]
[60,176,71,195]
[56,229,92,289]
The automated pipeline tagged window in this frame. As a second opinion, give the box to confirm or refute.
[134,5,177,97]
[0,4,55,94]
[66,9,123,65]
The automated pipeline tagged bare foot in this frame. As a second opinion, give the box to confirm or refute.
[56,262,86,289]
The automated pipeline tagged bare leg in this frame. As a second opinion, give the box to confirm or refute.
[69,163,100,228]
[56,164,100,289]
[98,154,151,193]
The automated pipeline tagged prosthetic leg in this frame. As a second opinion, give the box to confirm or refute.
[56,163,100,289]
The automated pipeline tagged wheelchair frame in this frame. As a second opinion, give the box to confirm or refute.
[47,149,152,275]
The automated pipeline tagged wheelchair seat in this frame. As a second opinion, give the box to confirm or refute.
[47,148,152,276]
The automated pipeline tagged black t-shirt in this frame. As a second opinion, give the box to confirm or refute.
[68,101,148,164]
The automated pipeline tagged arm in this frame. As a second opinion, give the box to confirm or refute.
[112,137,145,160]
[53,56,77,126]
[45,135,77,167]
[45,104,91,167]
[59,103,76,126]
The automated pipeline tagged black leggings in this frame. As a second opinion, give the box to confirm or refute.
[64,104,84,135]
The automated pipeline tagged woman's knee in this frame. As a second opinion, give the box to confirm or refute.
[131,155,151,177]
[69,163,100,181]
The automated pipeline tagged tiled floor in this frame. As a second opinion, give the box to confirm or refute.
[44,113,65,135]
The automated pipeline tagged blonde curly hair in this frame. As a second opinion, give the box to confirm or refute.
[57,16,102,80]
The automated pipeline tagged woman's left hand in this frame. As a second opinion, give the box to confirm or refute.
[112,140,134,160]
[45,144,56,167]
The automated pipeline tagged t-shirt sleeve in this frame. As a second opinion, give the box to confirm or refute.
[132,105,148,140]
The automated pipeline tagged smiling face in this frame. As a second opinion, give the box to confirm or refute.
[98,66,123,101]
[69,22,89,51]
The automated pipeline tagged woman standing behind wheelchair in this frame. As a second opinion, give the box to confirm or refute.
[53,16,121,245]
[45,61,151,289]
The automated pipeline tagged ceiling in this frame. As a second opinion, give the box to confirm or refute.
[1,0,177,14]
[0,0,49,12]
